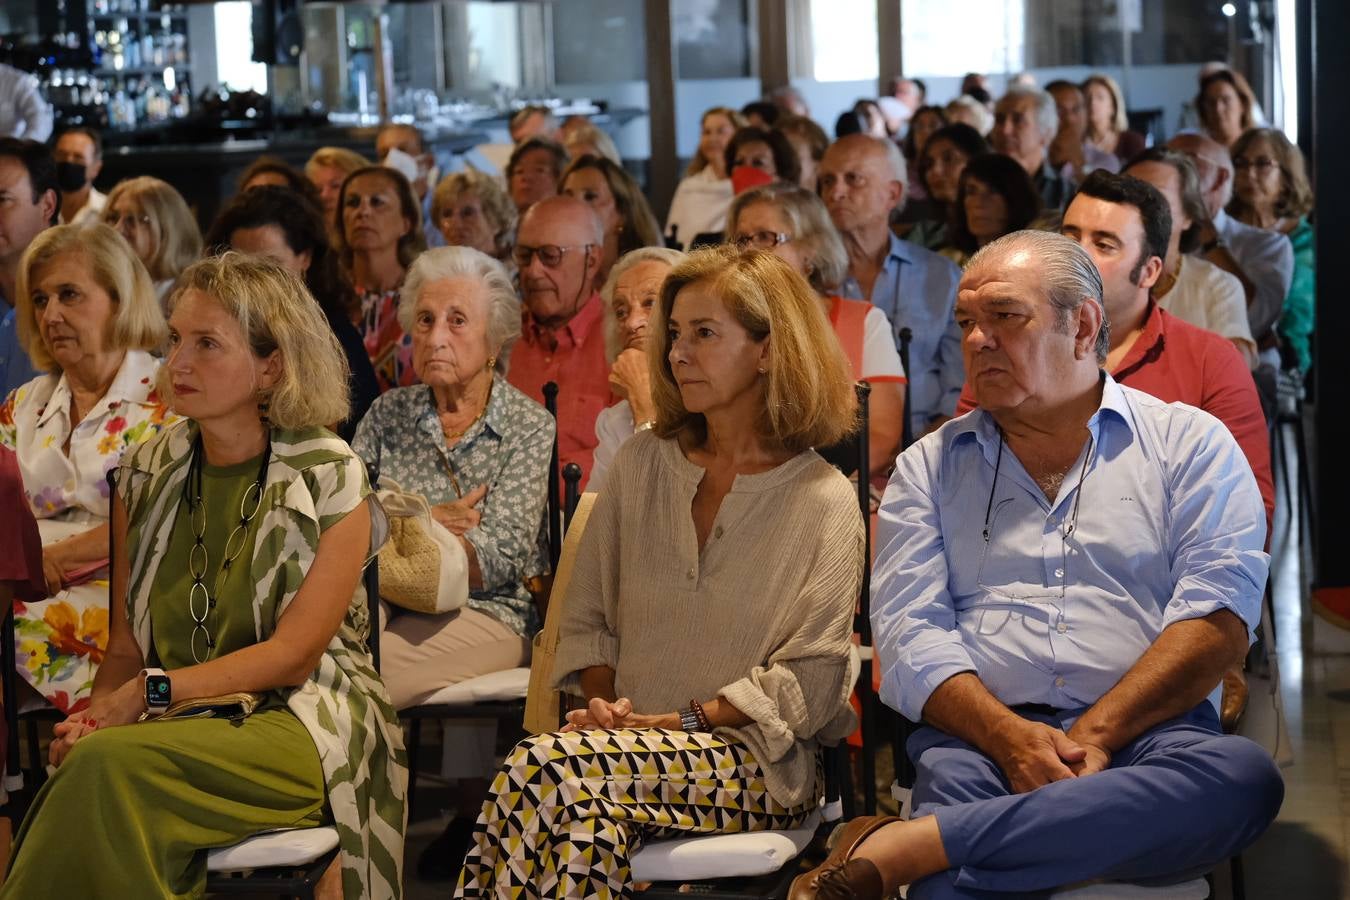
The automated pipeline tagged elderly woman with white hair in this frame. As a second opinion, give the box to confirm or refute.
[350,245,554,709]
[588,246,685,490]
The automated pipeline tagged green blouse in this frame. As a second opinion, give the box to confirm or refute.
[149,453,264,670]
[1279,217,1315,372]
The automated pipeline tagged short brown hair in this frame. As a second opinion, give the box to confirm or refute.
[17,224,168,373]
[102,176,202,281]
[649,245,858,453]
[334,165,427,270]
[1228,127,1313,220]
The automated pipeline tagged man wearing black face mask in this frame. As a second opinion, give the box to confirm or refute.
[54,127,104,227]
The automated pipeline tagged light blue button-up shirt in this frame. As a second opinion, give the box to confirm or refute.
[872,376,1268,722]
[1,304,39,399]
[841,232,963,438]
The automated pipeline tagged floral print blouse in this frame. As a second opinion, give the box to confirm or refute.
[359,286,418,393]
[0,350,175,714]
[351,375,555,637]
[0,350,173,521]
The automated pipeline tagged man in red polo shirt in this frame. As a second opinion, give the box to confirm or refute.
[955,171,1274,526]
[508,195,613,489]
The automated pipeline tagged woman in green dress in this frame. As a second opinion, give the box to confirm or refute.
[3,253,408,899]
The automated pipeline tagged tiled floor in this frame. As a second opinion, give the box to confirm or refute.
[1240,465,1350,899]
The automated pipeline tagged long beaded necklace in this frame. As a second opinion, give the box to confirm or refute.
[182,433,272,664]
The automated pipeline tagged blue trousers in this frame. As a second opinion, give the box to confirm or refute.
[906,703,1283,899]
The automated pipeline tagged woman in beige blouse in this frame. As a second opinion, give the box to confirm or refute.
[455,245,866,898]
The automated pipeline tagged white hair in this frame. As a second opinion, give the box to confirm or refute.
[967,230,1109,364]
[399,246,522,372]
[599,247,686,362]
[998,86,1059,140]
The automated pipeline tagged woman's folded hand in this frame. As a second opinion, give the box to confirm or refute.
[560,697,679,733]
[430,484,489,535]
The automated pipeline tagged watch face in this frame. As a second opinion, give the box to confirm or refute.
[146,676,171,707]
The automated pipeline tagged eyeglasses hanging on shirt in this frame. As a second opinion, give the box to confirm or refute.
[977,428,1095,601]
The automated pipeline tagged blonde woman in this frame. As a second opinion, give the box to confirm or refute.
[3,253,407,899]
[663,106,746,247]
[431,169,518,264]
[726,183,906,476]
[456,246,864,897]
[101,176,202,304]
[1083,73,1146,163]
[305,145,371,224]
[1,224,172,716]
[562,119,622,165]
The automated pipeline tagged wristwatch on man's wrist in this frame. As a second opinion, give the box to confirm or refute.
[142,668,171,719]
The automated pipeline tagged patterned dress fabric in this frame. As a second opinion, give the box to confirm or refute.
[115,422,408,898]
[351,375,554,638]
[0,350,174,714]
[3,456,330,896]
[455,727,818,899]
[358,286,417,392]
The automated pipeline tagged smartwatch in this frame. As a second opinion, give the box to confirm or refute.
[142,668,171,719]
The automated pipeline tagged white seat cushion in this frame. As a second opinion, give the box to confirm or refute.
[1052,879,1210,899]
[630,811,819,883]
[206,827,340,872]
[413,667,531,707]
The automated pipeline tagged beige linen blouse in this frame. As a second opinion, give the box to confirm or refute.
[552,431,865,807]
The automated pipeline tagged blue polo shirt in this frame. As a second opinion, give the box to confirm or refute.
[0,302,38,398]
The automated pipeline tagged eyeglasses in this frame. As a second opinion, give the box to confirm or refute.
[512,243,590,268]
[731,230,791,252]
[105,211,153,229]
[1233,156,1278,173]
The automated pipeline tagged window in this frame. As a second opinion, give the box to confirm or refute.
[811,0,880,82]
[214,2,268,93]
[900,0,1025,77]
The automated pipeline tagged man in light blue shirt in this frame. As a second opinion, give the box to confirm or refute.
[820,134,963,440]
[791,231,1282,900]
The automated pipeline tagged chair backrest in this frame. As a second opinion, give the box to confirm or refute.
[524,490,598,734]
[543,381,563,569]
[898,327,914,451]
[365,461,382,671]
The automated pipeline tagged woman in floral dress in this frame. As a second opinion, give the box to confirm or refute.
[0,224,171,715]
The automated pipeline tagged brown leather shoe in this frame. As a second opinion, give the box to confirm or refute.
[1220,665,1249,733]
[788,815,899,900]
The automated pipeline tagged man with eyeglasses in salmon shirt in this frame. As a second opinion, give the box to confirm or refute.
[790,229,1281,900]
[507,195,613,491]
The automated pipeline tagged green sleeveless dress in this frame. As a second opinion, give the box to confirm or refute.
[3,454,330,899]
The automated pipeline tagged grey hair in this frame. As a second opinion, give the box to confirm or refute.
[599,247,685,363]
[998,86,1059,140]
[399,246,522,373]
[725,182,849,293]
[967,230,1110,364]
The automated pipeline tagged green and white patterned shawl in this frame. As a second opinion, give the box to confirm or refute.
[117,420,408,899]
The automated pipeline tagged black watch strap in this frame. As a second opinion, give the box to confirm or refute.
[678,707,700,733]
